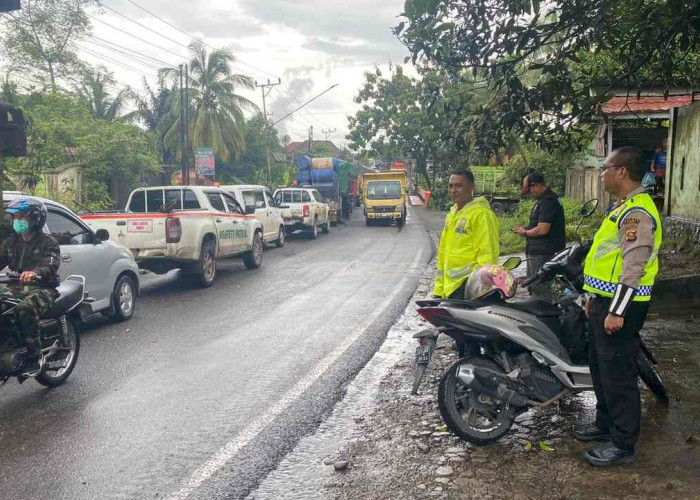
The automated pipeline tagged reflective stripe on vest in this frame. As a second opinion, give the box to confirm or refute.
[582,193,661,302]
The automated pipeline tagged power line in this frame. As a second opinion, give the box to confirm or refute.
[86,35,178,68]
[99,2,191,50]
[281,82,337,130]
[88,14,188,61]
[79,45,153,79]
[79,42,163,72]
[123,0,281,80]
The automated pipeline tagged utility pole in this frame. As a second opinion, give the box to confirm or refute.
[308,126,314,187]
[179,65,187,186]
[321,128,336,142]
[255,78,281,186]
[184,63,190,185]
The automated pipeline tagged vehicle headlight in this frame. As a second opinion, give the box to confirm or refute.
[124,247,134,260]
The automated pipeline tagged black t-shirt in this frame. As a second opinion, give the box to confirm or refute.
[526,188,566,255]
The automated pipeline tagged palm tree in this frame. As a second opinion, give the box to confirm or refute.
[74,66,134,122]
[162,41,257,162]
[129,76,175,165]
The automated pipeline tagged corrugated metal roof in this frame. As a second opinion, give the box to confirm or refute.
[602,95,695,114]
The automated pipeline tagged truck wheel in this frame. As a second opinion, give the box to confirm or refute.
[322,220,330,234]
[275,226,285,248]
[243,231,264,269]
[309,218,318,240]
[490,202,506,216]
[110,275,137,322]
[195,239,216,287]
[366,218,372,226]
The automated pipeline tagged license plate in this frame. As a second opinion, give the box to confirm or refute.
[415,344,432,364]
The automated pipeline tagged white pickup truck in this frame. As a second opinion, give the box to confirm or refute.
[80,186,264,287]
[273,187,331,239]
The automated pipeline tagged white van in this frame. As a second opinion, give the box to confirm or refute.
[222,185,286,247]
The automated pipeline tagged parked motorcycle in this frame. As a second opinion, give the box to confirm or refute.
[411,200,668,445]
[0,273,83,388]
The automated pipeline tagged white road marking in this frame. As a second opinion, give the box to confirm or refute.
[166,248,425,500]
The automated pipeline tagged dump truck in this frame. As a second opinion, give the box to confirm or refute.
[295,156,358,224]
[470,166,521,216]
[362,170,408,226]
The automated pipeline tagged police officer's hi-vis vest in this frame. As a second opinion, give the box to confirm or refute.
[583,192,662,302]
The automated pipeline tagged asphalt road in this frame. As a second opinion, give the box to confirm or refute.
[0,208,431,499]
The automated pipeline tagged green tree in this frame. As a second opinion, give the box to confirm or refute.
[397,0,700,146]
[74,66,133,122]
[5,93,159,208]
[162,41,257,163]
[0,0,95,91]
[128,76,175,166]
[223,114,287,185]
[347,66,475,188]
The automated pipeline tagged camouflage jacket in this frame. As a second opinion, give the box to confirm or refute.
[0,232,61,287]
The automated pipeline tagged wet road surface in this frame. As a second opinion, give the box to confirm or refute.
[0,209,430,499]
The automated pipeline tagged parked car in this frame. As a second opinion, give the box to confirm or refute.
[80,186,264,287]
[222,184,285,248]
[2,193,140,321]
[273,187,331,239]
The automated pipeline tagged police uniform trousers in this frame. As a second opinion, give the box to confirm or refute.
[589,296,649,451]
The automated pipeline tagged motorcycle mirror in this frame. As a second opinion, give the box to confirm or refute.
[502,256,522,270]
[580,199,599,218]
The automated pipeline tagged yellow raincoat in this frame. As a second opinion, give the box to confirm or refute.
[433,197,500,298]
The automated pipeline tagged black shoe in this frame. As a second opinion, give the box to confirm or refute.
[573,422,611,442]
[584,441,637,467]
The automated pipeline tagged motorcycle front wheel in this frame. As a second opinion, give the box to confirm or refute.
[438,357,515,445]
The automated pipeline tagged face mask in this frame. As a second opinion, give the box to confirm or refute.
[13,220,30,234]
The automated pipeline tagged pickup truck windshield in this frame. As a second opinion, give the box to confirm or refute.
[366,181,401,200]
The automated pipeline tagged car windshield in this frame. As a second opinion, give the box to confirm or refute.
[366,181,401,200]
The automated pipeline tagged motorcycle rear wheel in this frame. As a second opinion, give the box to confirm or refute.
[638,351,669,405]
[36,320,80,388]
[438,357,515,445]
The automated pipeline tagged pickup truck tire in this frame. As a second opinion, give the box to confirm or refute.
[322,220,330,234]
[366,217,372,226]
[110,275,137,322]
[308,218,318,240]
[275,226,285,248]
[195,239,217,287]
[243,231,264,269]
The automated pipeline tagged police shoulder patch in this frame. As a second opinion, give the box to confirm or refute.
[625,229,637,242]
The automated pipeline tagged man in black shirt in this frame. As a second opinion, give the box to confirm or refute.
[515,173,566,301]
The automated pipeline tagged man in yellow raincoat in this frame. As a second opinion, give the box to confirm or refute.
[433,169,500,299]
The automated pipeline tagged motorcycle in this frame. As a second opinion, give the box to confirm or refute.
[0,273,83,388]
[410,200,668,445]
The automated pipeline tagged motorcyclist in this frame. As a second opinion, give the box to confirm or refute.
[0,197,60,366]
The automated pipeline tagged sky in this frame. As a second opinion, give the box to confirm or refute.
[73,0,413,148]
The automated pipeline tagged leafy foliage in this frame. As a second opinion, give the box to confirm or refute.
[499,198,604,254]
[74,65,133,122]
[0,0,96,90]
[397,0,700,146]
[161,41,257,163]
[5,93,160,209]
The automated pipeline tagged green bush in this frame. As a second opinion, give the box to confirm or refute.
[499,198,604,255]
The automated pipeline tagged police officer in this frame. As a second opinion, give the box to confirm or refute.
[0,197,60,366]
[573,147,662,467]
[433,168,500,300]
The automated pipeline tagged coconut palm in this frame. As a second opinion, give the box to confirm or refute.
[129,76,176,165]
[162,41,257,162]
[74,66,134,122]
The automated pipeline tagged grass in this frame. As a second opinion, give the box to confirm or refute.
[499,198,605,255]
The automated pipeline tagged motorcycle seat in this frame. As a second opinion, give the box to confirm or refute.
[44,281,83,319]
[502,300,561,318]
